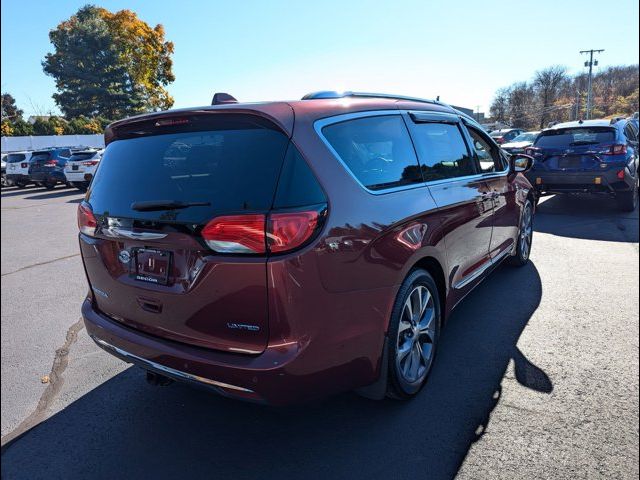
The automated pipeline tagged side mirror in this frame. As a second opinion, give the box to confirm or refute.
[510,153,534,174]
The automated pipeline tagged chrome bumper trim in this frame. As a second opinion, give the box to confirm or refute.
[91,336,254,393]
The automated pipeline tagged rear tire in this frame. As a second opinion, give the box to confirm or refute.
[15,182,27,189]
[386,269,441,399]
[616,176,639,212]
[509,199,534,267]
[43,181,56,190]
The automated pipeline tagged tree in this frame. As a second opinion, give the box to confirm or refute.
[533,66,567,129]
[42,5,174,119]
[508,82,537,129]
[1,93,23,121]
[490,87,510,124]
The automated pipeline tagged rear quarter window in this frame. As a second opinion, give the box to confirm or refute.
[321,115,422,191]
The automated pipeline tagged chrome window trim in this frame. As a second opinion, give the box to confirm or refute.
[314,110,429,196]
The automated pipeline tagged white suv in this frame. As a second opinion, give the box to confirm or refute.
[64,149,103,191]
[4,151,35,188]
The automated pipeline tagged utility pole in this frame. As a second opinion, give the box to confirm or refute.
[580,49,604,119]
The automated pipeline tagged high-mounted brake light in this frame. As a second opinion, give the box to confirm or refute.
[155,118,190,127]
[268,211,319,253]
[77,203,97,236]
[202,214,266,254]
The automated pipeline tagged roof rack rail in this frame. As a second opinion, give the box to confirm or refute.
[301,91,446,106]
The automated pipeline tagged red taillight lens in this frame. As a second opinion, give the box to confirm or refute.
[617,170,626,180]
[44,159,58,166]
[604,144,627,155]
[81,160,100,166]
[20,162,27,168]
[201,210,322,255]
[77,203,97,236]
[202,214,266,254]
[268,211,319,253]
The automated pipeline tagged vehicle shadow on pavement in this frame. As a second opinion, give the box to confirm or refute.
[1,263,545,480]
[0,187,42,198]
[535,194,639,243]
[23,188,83,201]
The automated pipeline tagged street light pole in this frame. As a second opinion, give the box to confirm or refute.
[580,49,604,120]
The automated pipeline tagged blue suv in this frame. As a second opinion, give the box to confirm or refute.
[28,148,73,190]
[526,118,639,211]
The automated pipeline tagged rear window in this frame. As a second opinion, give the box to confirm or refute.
[321,115,422,191]
[87,115,290,224]
[69,152,98,162]
[535,127,616,148]
[31,152,52,161]
[7,154,26,163]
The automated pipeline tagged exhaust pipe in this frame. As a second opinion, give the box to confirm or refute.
[146,370,174,386]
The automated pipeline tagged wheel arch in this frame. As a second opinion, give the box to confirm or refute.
[409,256,448,325]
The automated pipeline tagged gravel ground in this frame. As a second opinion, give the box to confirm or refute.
[1,185,638,480]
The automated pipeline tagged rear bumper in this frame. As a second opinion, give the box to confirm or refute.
[6,173,31,184]
[65,171,93,183]
[30,170,66,183]
[82,298,373,405]
[526,168,635,195]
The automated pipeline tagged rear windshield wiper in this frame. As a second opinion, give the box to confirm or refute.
[131,200,211,211]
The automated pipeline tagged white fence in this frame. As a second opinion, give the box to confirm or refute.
[1,134,105,153]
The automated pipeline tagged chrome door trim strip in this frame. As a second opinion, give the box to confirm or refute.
[454,247,512,290]
[91,336,254,393]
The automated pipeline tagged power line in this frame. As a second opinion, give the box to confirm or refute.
[580,49,604,119]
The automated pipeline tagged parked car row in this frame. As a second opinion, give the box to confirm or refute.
[2,147,103,191]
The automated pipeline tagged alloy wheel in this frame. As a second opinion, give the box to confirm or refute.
[520,203,533,260]
[396,285,437,384]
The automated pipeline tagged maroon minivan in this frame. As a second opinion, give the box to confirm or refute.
[79,92,535,404]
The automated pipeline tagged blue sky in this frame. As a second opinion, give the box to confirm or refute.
[2,0,639,118]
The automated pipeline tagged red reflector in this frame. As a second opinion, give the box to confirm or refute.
[202,214,266,254]
[77,203,97,236]
[268,211,319,253]
[155,118,190,127]
[617,170,625,180]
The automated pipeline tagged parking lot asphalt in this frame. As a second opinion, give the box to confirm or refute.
[1,185,638,480]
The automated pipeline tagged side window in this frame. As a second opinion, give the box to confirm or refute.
[624,123,638,143]
[409,122,475,181]
[466,126,505,173]
[273,143,327,208]
[322,115,422,191]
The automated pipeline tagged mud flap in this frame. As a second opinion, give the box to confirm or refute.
[355,336,389,400]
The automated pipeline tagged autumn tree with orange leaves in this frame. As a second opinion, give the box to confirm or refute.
[42,5,175,119]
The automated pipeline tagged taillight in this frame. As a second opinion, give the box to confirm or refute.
[600,144,627,156]
[20,162,27,168]
[44,159,58,166]
[82,160,100,166]
[268,211,319,253]
[77,203,97,236]
[495,137,504,144]
[617,170,626,180]
[202,214,266,254]
[201,210,322,255]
